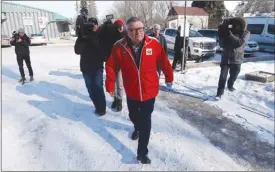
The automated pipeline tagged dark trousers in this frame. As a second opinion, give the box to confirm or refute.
[82,67,106,112]
[217,64,241,95]
[17,55,33,78]
[127,97,156,156]
[172,51,186,70]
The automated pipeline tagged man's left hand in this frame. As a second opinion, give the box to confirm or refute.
[166,83,172,91]
[17,38,22,42]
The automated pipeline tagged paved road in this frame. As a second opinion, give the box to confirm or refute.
[158,87,275,171]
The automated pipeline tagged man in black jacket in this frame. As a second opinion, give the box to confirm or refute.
[152,24,168,76]
[216,17,250,99]
[98,19,125,112]
[74,17,107,116]
[11,28,34,82]
[172,26,187,71]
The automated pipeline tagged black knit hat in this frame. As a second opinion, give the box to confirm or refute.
[88,17,98,25]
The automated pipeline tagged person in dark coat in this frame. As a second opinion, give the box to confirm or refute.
[74,17,107,116]
[152,24,168,76]
[216,17,250,99]
[10,28,34,82]
[99,19,126,112]
[172,26,187,71]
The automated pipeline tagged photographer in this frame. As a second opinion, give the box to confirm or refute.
[216,17,250,99]
[98,19,125,112]
[74,17,107,116]
[10,28,34,83]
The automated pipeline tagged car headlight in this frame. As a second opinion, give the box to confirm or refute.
[192,42,200,48]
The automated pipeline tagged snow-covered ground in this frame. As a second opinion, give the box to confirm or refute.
[160,60,274,145]
[2,45,253,171]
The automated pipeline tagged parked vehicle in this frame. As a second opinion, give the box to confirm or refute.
[244,40,260,54]
[146,31,153,36]
[163,28,217,60]
[197,29,220,52]
[30,33,47,45]
[198,29,259,55]
[1,34,11,47]
[245,16,275,51]
[160,29,165,35]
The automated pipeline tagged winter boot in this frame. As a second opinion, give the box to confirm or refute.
[215,90,224,100]
[116,99,122,112]
[111,97,118,109]
[137,155,151,164]
[228,87,236,92]
[131,130,139,140]
[95,109,106,116]
[18,77,26,83]
[30,76,34,82]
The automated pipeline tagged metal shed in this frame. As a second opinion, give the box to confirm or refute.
[1,2,72,39]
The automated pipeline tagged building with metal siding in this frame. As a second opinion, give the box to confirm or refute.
[1,2,72,40]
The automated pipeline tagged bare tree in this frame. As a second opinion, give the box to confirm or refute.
[110,1,180,27]
[235,0,275,16]
[80,0,87,8]
[198,16,206,29]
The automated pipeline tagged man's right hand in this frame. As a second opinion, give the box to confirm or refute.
[11,38,15,41]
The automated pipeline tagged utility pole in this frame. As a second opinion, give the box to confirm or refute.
[76,0,79,15]
[181,0,187,74]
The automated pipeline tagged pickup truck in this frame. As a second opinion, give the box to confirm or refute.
[162,28,217,61]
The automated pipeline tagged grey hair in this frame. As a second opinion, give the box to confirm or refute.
[153,24,161,30]
[126,17,143,29]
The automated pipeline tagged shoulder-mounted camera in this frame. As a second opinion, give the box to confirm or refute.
[75,7,98,38]
[12,31,20,40]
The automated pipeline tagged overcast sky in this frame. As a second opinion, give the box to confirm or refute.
[11,1,240,20]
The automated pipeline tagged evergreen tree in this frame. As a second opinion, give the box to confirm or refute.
[191,1,226,29]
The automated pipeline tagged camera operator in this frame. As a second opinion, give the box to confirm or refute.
[216,17,250,99]
[74,16,107,116]
[98,19,125,112]
[10,28,34,83]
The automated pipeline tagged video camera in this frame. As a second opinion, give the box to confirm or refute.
[221,19,233,30]
[12,31,20,40]
[75,7,98,38]
[219,17,245,36]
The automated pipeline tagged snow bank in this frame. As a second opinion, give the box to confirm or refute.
[161,60,274,145]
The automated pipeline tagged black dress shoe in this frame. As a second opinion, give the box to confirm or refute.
[95,109,106,116]
[137,155,151,164]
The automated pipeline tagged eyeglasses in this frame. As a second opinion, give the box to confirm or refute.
[127,27,145,33]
